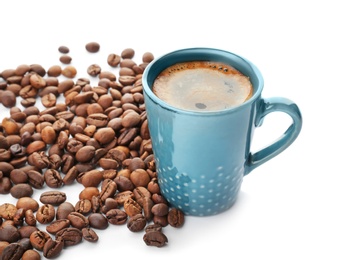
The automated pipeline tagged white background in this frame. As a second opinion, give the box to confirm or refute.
[1,0,341,259]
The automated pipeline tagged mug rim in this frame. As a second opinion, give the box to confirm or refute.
[142,47,264,115]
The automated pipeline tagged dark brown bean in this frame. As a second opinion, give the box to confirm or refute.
[143,230,168,247]
[85,42,100,53]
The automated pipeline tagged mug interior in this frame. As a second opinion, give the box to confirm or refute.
[143,47,264,114]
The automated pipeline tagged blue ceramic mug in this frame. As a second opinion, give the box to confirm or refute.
[142,48,302,216]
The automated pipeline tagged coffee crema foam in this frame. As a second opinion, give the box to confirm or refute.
[152,61,253,111]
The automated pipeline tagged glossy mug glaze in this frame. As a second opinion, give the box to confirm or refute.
[142,48,302,216]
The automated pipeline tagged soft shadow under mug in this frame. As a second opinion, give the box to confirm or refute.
[142,48,302,216]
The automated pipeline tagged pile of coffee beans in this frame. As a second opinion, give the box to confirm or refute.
[0,42,185,259]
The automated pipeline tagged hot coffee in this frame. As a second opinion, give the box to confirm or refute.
[152,61,253,111]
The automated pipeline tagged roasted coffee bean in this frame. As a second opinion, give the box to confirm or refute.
[143,230,168,247]
[106,209,127,225]
[75,199,92,215]
[167,208,185,227]
[85,42,100,53]
[86,113,108,127]
[63,166,79,185]
[62,65,77,78]
[124,198,142,217]
[99,179,117,202]
[75,145,95,163]
[0,225,20,243]
[82,227,98,242]
[36,204,55,224]
[26,170,44,189]
[43,238,64,258]
[1,90,16,108]
[151,203,169,217]
[46,219,70,234]
[10,183,33,198]
[22,249,41,260]
[44,169,63,188]
[56,202,75,220]
[130,169,150,187]
[16,197,39,211]
[30,230,51,251]
[100,198,118,214]
[142,197,154,221]
[114,175,134,191]
[80,169,103,187]
[79,187,100,201]
[153,215,168,227]
[121,48,135,59]
[40,191,66,205]
[0,177,12,194]
[0,203,17,220]
[59,55,72,64]
[55,227,82,246]
[113,190,134,206]
[145,223,163,233]
[13,208,25,226]
[107,53,121,67]
[18,225,39,238]
[127,213,146,232]
[67,212,89,229]
[87,64,101,76]
[17,237,33,251]
[58,45,69,54]
[88,213,108,230]
[1,243,24,260]
[24,209,37,226]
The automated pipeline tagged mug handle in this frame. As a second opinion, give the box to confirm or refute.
[245,97,302,175]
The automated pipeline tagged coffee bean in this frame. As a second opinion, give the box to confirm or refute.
[44,169,63,188]
[0,203,17,220]
[59,55,72,64]
[24,209,37,226]
[40,191,66,205]
[106,209,127,225]
[0,225,20,243]
[10,183,33,198]
[75,199,92,215]
[1,243,24,260]
[16,197,39,212]
[121,48,135,59]
[22,249,41,260]
[1,90,16,108]
[127,213,146,232]
[82,227,98,242]
[143,230,168,247]
[55,227,82,246]
[67,212,89,229]
[58,45,69,54]
[43,238,64,258]
[56,202,75,220]
[167,208,185,227]
[88,213,108,230]
[46,219,71,234]
[87,64,101,76]
[30,230,51,251]
[107,53,121,67]
[36,204,55,224]
[85,42,100,53]
[18,225,39,238]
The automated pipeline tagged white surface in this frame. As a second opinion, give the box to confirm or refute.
[1,0,341,259]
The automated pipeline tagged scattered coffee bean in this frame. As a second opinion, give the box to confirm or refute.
[0,43,186,259]
[85,42,100,53]
[58,45,70,54]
